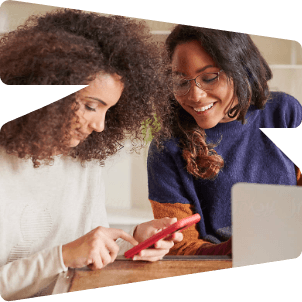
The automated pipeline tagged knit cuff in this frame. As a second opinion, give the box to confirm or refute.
[196,238,232,255]
[58,245,68,272]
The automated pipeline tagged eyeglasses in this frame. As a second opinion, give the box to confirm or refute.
[172,70,223,96]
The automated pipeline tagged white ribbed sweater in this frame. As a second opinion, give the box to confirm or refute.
[0,148,133,300]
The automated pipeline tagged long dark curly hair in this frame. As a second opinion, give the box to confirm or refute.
[0,9,171,167]
[161,25,272,179]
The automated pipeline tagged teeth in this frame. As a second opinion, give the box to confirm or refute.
[194,103,214,112]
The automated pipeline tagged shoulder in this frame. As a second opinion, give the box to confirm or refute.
[147,138,187,174]
[148,137,181,160]
[262,92,302,128]
[267,91,300,108]
[0,147,28,170]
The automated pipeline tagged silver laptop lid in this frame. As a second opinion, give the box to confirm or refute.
[232,183,302,267]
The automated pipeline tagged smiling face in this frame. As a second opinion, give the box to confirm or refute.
[171,40,237,129]
[69,73,124,147]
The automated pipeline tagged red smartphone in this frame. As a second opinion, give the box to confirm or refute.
[124,213,201,259]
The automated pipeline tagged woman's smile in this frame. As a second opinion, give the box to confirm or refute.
[191,102,215,114]
[192,103,214,113]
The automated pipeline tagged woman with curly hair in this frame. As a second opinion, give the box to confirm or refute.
[147,25,302,256]
[0,9,182,300]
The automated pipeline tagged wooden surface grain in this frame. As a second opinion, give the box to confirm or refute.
[69,257,232,292]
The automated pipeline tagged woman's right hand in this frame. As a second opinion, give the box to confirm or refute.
[62,226,138,270]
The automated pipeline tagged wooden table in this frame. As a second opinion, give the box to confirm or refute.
[52,255,232,294]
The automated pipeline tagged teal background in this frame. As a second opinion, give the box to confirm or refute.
[1,0,302,302]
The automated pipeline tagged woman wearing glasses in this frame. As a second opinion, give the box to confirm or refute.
[0,9,183,300]
[147,25,302,255]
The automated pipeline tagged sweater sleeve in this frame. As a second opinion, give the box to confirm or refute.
[148,141,231,256]
[150,200,231,255]
[0,245,67,301]
[150,200,209,255]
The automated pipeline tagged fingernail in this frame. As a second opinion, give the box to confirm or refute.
[133,256,137,261]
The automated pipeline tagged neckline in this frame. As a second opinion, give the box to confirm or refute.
[205,105,259,138]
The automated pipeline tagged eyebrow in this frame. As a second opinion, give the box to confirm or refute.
[196,65,215,74]
[85,97,107,106]
[174,65,215,76]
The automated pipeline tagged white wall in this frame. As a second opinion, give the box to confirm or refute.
[0,1,55,34]
[103,143,153,228]
[269,66,302,104]
[103,142,150,211]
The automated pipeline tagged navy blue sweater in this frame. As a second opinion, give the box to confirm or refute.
[148,92,302,245]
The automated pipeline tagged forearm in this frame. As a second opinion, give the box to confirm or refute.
[0,245,67,300]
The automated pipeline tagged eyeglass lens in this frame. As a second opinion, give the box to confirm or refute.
[173,72,220,96]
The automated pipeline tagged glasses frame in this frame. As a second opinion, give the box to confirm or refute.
[173,69,224,97]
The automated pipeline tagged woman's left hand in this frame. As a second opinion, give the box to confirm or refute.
[132,217,183,262]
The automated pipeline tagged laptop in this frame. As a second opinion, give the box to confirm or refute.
[232,183,302,267]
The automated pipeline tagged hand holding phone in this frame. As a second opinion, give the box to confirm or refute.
[124,214,201,259]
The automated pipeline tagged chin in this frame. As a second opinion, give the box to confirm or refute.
[195,120,219,130]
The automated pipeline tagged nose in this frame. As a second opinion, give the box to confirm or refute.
[89,117,105,133]
[187,82,207,102]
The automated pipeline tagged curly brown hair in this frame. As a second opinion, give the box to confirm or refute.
[159,25,272,180]
[0,9,171,167]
